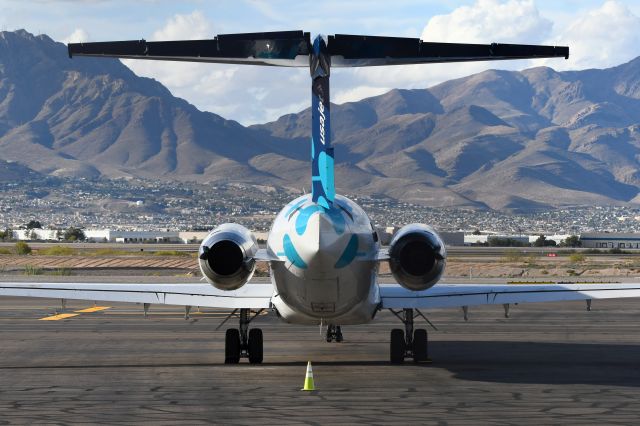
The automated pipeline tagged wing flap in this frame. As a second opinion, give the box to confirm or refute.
[380,283,640,309]
[0,282,273,309]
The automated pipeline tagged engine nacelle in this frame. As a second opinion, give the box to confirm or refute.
[388,224,446,291]
[198,223,259,291]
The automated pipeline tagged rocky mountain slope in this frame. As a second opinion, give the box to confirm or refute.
[254,60,640,210]
[2,30,640,211]
[0,30,292,186]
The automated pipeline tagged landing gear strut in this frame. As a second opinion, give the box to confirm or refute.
[218,308,264,364]
[326,324,343,342]
[389,308,430,363]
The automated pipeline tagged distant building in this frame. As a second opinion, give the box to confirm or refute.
[374,227,463,247]
[13,229,59,241]
[464,234,488,245]
[177,231,209,244]
[85,230,180,243]
[375,227,396,245]
[439,231,464,247]
[580,232,640,249]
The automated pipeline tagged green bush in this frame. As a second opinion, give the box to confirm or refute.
[24,265,42,275]
[90,248,131,256]
[15,241,32,255]
[63,227,86,241]
[39,246,76,256]
[0,248,12,255]
[502,250,524,262]
[50,268,72,276]
[569,253,585,263]
[152,250,191,257]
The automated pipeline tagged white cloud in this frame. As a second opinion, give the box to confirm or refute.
[61,28,90,44]
[150,10,211,41]
[543,0,640,70]
[421,0,552,44]
[332,0,555,104]
[122,11,311,125]
[116,1,640,126]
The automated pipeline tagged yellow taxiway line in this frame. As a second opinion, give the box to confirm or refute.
[39,306,111,320]
[39,313,79,321]
[74,306,111,313]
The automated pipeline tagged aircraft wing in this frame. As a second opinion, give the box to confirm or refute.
[0,282,273,309]
[379,283,640,309]
[68,31,568,67]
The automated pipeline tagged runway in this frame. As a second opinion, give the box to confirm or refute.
[1,296,640,424]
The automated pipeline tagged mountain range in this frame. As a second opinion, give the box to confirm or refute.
[2,29,640,211]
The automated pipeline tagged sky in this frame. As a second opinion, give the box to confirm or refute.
[2,0,640,125]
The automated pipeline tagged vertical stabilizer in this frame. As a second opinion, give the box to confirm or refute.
[310,35,335,209]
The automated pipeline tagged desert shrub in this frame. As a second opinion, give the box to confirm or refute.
[24,265,42,275]
[39,246,76,256]
[15,241,32,255]
[152,250,191,257]
[503,250,524,262]
[50,268,72,276]
[569,253,586,263]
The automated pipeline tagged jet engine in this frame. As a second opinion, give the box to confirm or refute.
[388,224,446,291]
[198,223,259,291]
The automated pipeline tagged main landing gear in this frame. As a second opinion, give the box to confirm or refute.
[389,308,431,364]
[219,308,265,364]
[326,324,343,342]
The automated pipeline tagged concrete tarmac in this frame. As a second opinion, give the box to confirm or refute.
[1,296,640,424]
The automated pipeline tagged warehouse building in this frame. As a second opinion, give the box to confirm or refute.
[579,232,640,249]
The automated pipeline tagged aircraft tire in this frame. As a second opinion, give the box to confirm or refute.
[390,328,405,364]
[248,328,264,364]
[412,329,428,362]
[225,328,241,364]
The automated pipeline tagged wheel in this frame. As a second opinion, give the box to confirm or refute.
[225,328,241,364]
[248,328,263,364]
[412,329,428,362]
[336,326,343,343]
[326,325,335,342]
[390,328,405,364]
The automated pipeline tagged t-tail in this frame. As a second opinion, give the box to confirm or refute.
[310,35,335,209]
[68,32,569,209]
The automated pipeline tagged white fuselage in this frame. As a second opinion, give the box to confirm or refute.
[267,194,381,325]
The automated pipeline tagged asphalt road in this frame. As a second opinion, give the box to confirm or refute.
[1,296,640,424]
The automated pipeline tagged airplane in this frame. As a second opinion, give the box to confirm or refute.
[3,31,640,364]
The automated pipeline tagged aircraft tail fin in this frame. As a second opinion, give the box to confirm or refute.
[310,36,334,208]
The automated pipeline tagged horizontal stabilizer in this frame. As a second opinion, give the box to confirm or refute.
[328,34,569,67]
[68,31,568,67]
[68,30,311,67]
